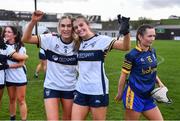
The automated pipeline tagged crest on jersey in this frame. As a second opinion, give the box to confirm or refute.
[54,44,59,51]
[64,46,68,53]
[45,89,51,96]
[82,41,96,48]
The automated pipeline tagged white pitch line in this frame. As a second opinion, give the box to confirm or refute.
[157,55,165,65]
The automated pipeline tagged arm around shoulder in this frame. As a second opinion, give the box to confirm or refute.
[11,52,28,61]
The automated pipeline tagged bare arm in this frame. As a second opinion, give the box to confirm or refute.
[11,52,28,61]
[156,75,165,87]
[115,71,128,102]
[9,60,25,69]
[22,10,44,44]
[112,33,131,51]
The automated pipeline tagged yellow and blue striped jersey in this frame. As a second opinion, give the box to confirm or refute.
[122,46,157,98]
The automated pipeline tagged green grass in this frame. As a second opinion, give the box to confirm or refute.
[0,40,180,120]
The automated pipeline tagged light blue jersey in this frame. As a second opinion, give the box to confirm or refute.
[5,45,27,84]
[0,45,15,85]
[39,34,78,91]
[76,34,115,95]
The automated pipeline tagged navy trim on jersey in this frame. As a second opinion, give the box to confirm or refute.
[101,62,106,95]
[78,50,104,61]
[82,34,98,42]
[22,66,27,74]
[60,36,72,44]
[46,49,77,65]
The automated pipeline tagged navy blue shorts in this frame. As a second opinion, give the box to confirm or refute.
[0,84,5,89]
[73,91,109,107]
[39,52,46,60]
[6,82,27,87]
[44,88,75,99]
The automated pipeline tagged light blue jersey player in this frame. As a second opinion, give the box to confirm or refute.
[72,15,130,120]
[0,45,15,88]
[39,33,78,93]
[5,45,27,86]
[22,11,78,120]
[0,37,27,114]
[76,34,115,95]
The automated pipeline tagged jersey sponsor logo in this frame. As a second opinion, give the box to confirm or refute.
[78,50,104,61]
[142,66,157,75]
[52,55,58,61]
[46,50,77,65]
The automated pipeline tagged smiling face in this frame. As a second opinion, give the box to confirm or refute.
[58,17,73,42]
[73,16,93,40]
[3,26,16,44]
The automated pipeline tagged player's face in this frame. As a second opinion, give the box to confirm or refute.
[73,18,91,40]
[4,27,16,44]
[140,28,156,47]
[59,18,73,41]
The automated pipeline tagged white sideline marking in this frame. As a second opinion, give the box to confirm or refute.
[157,55,165,65]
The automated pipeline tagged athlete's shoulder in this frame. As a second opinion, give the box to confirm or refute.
[125,48,140,60]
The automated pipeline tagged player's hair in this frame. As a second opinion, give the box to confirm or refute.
[73,15,90,25]
[136,24,154,45]
[57,15,80,52]
[72,15,90,51]
[57,15,73,34]
[2,26,24,52]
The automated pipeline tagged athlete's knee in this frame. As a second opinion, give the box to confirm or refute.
[17,96,26,105]
[9,96,16,104]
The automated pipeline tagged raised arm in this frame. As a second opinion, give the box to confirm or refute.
[112,15,131,51]
[112,33,130,51]
[22,10,44,44]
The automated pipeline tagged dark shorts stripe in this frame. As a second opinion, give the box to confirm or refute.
[44,88,75,99]
[6,81,27,87]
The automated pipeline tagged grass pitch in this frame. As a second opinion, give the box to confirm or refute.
[0,40,180,120]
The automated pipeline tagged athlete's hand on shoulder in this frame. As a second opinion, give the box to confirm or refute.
[32,10,44,22]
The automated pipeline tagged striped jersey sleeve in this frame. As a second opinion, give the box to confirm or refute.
[122,53,133,74]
